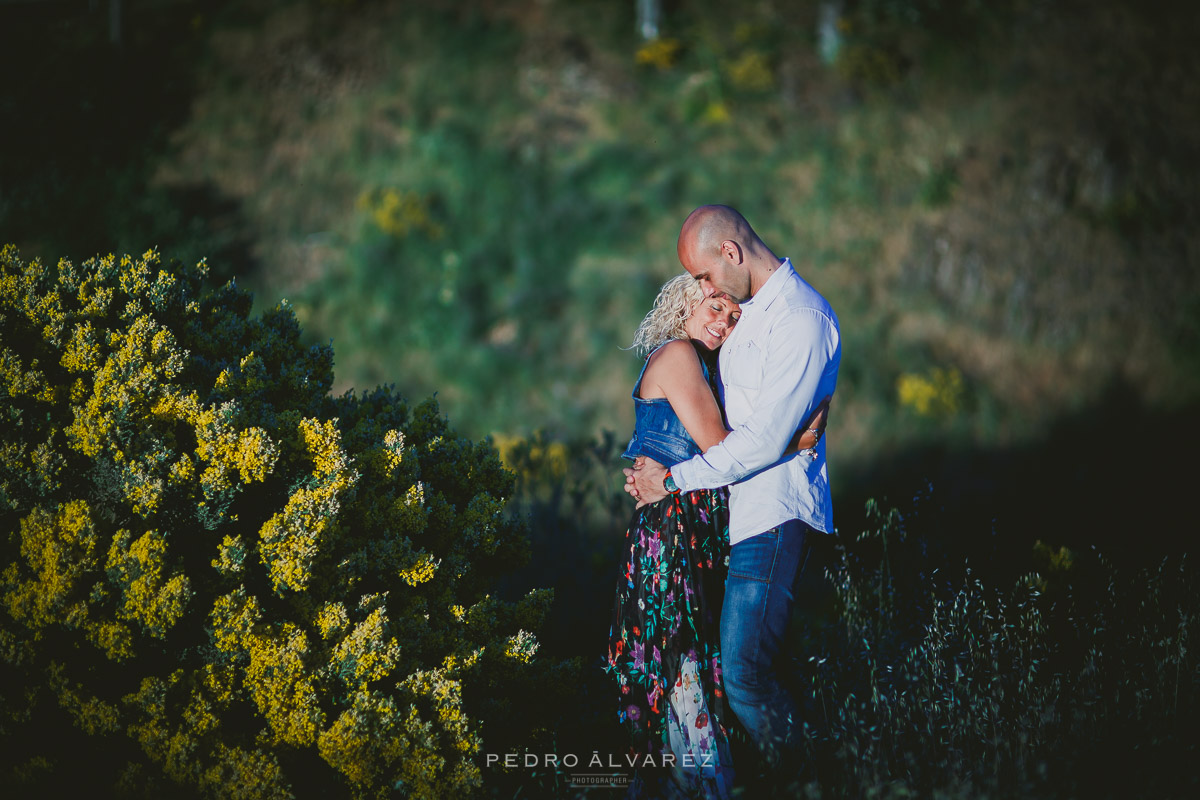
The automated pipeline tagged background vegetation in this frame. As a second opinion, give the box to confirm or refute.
[3,0,1199,796]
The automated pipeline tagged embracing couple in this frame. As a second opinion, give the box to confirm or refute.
[606,205,841,798]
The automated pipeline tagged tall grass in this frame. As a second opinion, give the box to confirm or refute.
[781,500,1198,799]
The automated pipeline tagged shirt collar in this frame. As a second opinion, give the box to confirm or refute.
[739,257,793,314]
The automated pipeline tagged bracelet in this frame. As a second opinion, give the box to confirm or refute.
[807,427,823,442]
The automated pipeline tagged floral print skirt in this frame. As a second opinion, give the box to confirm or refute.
[606,487,735,799]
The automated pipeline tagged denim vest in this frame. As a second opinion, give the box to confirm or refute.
[621,342,717,466]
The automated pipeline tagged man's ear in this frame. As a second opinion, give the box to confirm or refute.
[720,240,743,264]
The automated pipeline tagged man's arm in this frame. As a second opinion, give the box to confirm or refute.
[673,307,839,492]
[624,395,830,506]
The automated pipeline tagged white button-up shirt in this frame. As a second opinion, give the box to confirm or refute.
[672,258,841,545]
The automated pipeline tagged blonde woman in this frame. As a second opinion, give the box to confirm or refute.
[606,274,825,798]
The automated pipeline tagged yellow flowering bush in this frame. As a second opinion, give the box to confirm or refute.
[724,50,774,92]
[356,188,445,241]
[634,37,682,70]
[0,246,562,797]
[897,366,964,418]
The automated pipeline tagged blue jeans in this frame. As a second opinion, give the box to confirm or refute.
[720,519,813,767]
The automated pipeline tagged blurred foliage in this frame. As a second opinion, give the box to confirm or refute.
[6,0,1199,469]
[896,366,963,417]
[635,37,682,70]
[356,189,446,242]
[0,0,251,286]
[756,497,1200,798]
[0,246,570,798]
[68,0,1188,469]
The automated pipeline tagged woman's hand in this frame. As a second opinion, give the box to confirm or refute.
[623,456,668,508]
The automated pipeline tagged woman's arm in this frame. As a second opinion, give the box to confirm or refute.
[639,340,729,452]
[789,395,831,452]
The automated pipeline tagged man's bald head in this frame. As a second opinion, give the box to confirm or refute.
[677,205,758,264]
[676,205,775,302]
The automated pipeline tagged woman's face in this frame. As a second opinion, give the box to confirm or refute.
[685,294,741,350]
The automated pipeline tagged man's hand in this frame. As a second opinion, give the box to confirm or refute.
[622,456,669,508]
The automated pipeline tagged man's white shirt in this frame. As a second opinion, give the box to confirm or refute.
[671,258,841,546]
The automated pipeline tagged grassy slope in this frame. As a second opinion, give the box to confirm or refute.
[154,0,1199,448]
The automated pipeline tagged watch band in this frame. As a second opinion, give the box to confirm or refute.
[663,468,681,495]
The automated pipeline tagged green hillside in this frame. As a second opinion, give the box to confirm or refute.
[10,0,1198,461]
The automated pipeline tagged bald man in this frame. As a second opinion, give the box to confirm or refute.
[625,205,841,778]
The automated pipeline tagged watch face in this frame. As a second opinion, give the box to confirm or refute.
[664,473,678,494]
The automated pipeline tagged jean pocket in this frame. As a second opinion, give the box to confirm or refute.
[727,530,779,582]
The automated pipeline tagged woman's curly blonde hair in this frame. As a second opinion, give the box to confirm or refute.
[629,273,707,358]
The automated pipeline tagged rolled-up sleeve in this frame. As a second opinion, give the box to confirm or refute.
[672,307,839,492]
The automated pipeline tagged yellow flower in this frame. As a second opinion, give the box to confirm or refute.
[726,50,774,92]
[635,37,682,70]
[897,367,964,417]
[703,102,731,125]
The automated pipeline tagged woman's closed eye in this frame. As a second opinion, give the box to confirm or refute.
[710,302,740,323]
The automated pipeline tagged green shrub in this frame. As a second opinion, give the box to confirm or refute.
[0,245,563,798]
